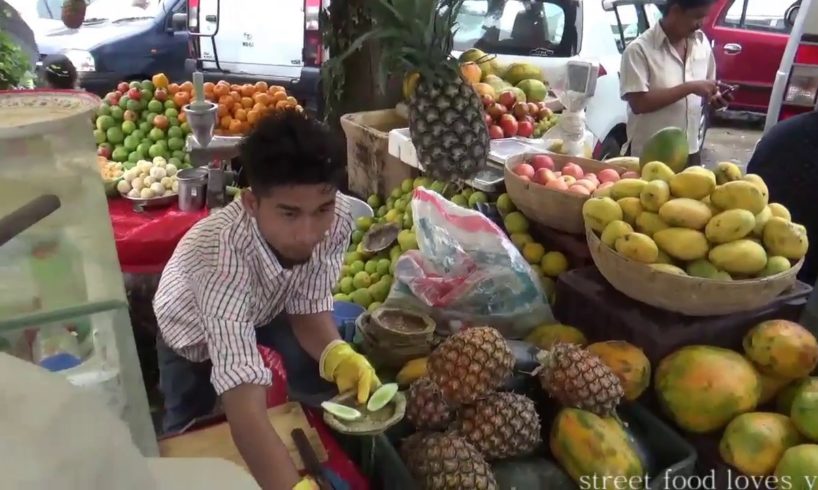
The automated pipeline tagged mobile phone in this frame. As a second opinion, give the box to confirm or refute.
[718,82,738,95]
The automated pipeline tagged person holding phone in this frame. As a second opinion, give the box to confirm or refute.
[619,0,733,166]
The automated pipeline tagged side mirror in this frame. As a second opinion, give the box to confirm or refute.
[170,12,187,32]
[785,3,800,28]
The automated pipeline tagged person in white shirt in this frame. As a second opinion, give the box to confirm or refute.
[153,109,378,490]
[619,0,732,165]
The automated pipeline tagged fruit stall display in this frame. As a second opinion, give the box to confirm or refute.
[199,80,302,136]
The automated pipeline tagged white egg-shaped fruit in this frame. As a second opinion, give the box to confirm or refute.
[127,188,140,198]
[116,180,131,194]
[150,166,167,179]
[165,164,178,176]
[138,161,152,173]
[152,157,167,167]
[131,177,144,192]
[122,170,135,182]
[149,182,165,196]
[140,188,155,199]
[171,180,179,193]
[143,176,155,186]
[161,176,174,189]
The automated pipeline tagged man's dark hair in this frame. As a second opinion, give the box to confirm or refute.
[664,0,716,11]
[238,108,344,196]
[41,54,78,89]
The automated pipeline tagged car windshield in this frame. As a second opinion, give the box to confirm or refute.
[454,0,578,57]
[83,0,166,23]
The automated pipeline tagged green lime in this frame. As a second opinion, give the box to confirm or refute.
[106,127,125,144]
[364,260,378,274]
[352,271,372,289]
[139,121,152,133]
[131,129,144,141]
[118,96,130,109]
[351,230,364,244]
[345,252,362,264]
[137,141,152,157]
[165,108,179,119]
[350,289,373,308]
[333,293,351,302]
[376,259,391,275]
[367,194,382,209]
[165,99,177,110]
[180,122,191,134]
[349,260,365,275]
[93,129,106,144]
[400,178,413,193]
[171,150,186,161]
[123,135,139,151]
[356,216,373,232]
[121,120,136,135]
[339,277,354,294]
[96,115,115,131]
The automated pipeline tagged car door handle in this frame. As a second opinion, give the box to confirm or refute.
[205,14,217,22]
[723,43,742,54]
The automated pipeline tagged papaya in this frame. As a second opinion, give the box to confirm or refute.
[515,79,548,103]
[743,320,818,379]
[550,408,645,489]
[791,382,818,441]
[658,198,712,230]
[719,412,803,476]
[504,62,544,85]
[777,378,818,415]
[587,341,651,401]
[525,323,587,349]
[639,127,689,173]
[655,345,761,433]
[774,444,818,490]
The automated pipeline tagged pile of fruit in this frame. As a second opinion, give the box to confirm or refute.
[94,74,192,166]
[479,90,559,140]
[510,153,640,196]
[116,157,181,199]
[199,80,301,136]
[582,160,808,280]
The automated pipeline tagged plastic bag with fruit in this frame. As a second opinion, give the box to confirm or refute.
[381,187,554,339]
[540,65,596,158]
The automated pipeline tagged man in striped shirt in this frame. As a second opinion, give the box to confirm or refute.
[153,109,379,490]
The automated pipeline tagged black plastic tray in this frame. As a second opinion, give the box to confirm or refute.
[553,266,812,366]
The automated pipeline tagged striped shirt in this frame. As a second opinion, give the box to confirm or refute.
[153,194,353,395]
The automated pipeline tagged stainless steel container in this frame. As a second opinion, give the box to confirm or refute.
[177,168,208,212]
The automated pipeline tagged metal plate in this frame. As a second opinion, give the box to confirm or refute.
[121,193,178,212]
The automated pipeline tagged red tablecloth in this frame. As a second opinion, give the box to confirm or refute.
[108,198,208,275]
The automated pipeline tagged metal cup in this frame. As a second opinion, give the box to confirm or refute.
[176,168,208,212]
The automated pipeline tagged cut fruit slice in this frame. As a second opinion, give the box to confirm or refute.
[366,383,399,412]
[321,402,362,421]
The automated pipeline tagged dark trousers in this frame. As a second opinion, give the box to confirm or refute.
[157,314,337,434]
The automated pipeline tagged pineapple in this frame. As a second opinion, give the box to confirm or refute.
[448,392,542,460]
[406,377,454,431]
[427,326,514,406]
[61,0,87,29]
[342,0,489,181]
[535,342,624,417]
[401,432,498,490]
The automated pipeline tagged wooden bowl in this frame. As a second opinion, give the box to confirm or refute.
[586,227,803,316]
[504,153,627,234]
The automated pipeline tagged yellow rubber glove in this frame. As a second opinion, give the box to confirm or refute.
[320,340,380,404]
[293,476,319,490]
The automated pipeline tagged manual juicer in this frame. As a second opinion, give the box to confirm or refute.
[183,72,242,209]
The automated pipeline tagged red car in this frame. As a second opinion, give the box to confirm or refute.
[702,0,800,114]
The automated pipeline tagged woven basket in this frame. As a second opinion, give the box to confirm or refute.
[586,227,803,316]
[504,153,628,234]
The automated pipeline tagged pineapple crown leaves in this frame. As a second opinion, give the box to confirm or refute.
[327,0,466,94]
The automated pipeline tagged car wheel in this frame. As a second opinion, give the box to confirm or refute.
[598,133,624,160]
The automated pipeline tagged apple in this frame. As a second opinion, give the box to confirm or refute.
[573,179,597,192]
[97,146,112,159]
[545,178,569,191]
[153,115,170,130]
[117,82,130,93]
[484,114,494,127]
[560,175,577,186]
[489,125,505,139]
[533,168,557,185]
[538,107,554,120]
[481,94,495,107]
[530,154,555,171]
[553,171,562,177]
[488,103,507,120]
[562,163,585,179]
[569,184,591,196]
[597,168,621,183]
[498,90,517,110]
[512,102,529,120]
[123,110,138,122]
[517,120,534,138]
[622,171,641,179]
[527,102,540,116]
[499,114,519,137]
[514,163,536,179]
[127,88,141,101]
[584,172,600,185]
[518,175,531,182]
[153,89,168,102]
[104,92,120,105]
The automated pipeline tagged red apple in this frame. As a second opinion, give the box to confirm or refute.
[117,82,130,93]
[517,120,534,138]
[597,168,621,184]
[481,94,495,107]
[514,163,536,179]
[573,179,597,192]
[484,114,494,127]
[518,175,531,182]
[530,154,555,171]
[488,125,505,139]
[97,146,112,158]
[499,114,518,137]
[533,168,557,185]
[104,92,120,105]
[127,88,141,101]
[123,110,138,122]
[545,178,569,191]
[560,175,577,186]
[498,90,517,110]
[622,171,640,179]
[511,102,529,120]
[553,171,562,177]
[569,184,591,195]
[584,173,600,185]
[153,88,168,102]
[562,163,584,179]
[488,103,507,120]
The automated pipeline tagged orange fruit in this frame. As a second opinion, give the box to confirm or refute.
[173,91,190,107]
[167,83,180,94]
[252,92,270,106]
[228,119,243,134]
[178,111,187,122]
[230,84,241,92]
[217,104,229,117]
[213,83,229,98]
[271,91,287,103]
[220,115,232,130]
[252,102,266,113]
[270,85,286,93]
[180,81,194,93]
[234,108,248,121]
[218,95,234,108]
[240,97,254,109]
[254,81,268,93]
[285,96,298,105]
[230,91,241,103]
[247,109,261,125]
[240,84,255,97]
[203,81,215,93]
[275,100,289,110]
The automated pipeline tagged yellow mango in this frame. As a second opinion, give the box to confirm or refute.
[639,179,670,212]
[654,228,709,261]
[669,167,716,199]
[708,239,768,275]
[601,220,633,248]
[582,197,623,233]
[753,206,773,236]
[635,211,670,237]
[617,197,643,225]
[710,181,768,214]
[705,209,756,244]
[768,203,792,221]
[396,357,428,385]
[615,232,659,263]
[610,178,647,200]
[658,198,713,230]
[763,217,809,260]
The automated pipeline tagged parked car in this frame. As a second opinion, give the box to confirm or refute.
[183,0,323,113]
[36,0,190,95]
[702,0,799,115]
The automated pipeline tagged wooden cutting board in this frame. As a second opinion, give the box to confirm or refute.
[159,402,327,471]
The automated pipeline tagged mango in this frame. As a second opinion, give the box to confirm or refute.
[686,259,722,279]
[710,181,768,214]
[744,174,770,202]
[550,408,645,488]
[778,378,818,416]
[639,180,670,212]
[617,197,643,225]
[744,320,818,380]
[650,263,687,275]
[719,412,802,476]
[640,161,675,183]
[792,386,818,440]
[769,203,792,221]
[714,161,743,185]
[601,220,633,248]
[760,256,792,277]
[635,211,670,237]
[763,217,809,260]
[753,206,773,236]
[705,209,756,244]
[756,369,794,405]
[708,239,768,276]
[396,357,428,386]
[774,444,818,490]
[582,197,623,233]
[615,232,659,263]
[504,62,544,85]
[658,198,713,230]
[669,167,716,200]
[587,341,652,401]
[610,179,647,200]
[654,228,709,261]
[656,250,674,265]
[655,345,761,433]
